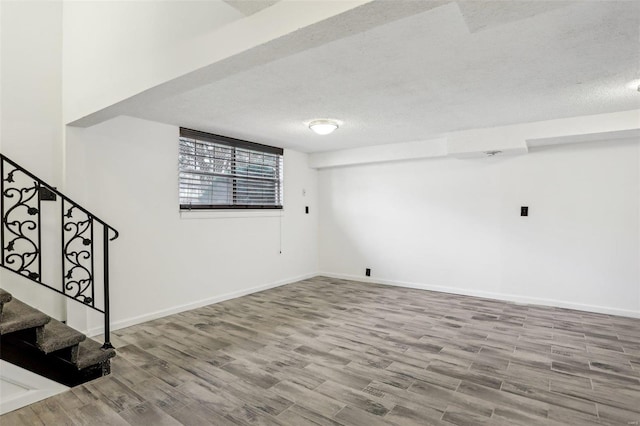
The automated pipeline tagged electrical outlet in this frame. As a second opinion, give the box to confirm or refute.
[521,206,528,217]
[365,268,371,277]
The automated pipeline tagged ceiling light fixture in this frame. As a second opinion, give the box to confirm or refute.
[625,79,640,92]
[309,119,339,135]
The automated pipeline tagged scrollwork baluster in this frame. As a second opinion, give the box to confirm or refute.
[62,202,95,307]
[1,161,41,281]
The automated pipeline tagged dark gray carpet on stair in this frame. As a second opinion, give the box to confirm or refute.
[37,318,86,353]
[0,294,116,366]
[0,298,50,335]
[0,288,12,304]
[76,339,116,369]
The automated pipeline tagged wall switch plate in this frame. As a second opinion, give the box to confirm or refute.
[365,268,371,276]
[305,206,309,214]
[521,206,528,216]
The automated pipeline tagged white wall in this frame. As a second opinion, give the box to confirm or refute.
[62,0,373,125]
[62,0,243,124]
[318,138,640,317]
[65,116,318,333]
[1,1,62,178]
[0,0,65,320]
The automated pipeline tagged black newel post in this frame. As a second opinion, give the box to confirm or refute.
[102,226,113,350]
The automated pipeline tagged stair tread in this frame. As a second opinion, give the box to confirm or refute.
[0,288,12,304]
[75,338,116,370]
[37,318,86,353]
[0,299,50,335]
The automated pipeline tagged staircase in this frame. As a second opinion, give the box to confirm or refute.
[1,153,119,388]
[0,288,115,387]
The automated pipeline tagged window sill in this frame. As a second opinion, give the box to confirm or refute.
[179,209,284,220]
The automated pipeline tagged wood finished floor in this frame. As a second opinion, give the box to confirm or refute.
[2,276,640,425]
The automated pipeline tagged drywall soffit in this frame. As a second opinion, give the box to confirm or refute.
[526,129,640,149]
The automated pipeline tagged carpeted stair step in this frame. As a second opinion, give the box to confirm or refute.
[0,288,12,304]
[0,299,50,335]
[36,318,86,354]
[0,288,12,321]
[0,289,116,386]
[75,338,116,370]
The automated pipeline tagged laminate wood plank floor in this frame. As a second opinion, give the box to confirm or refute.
[3,277,640,425]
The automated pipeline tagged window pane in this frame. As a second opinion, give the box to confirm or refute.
[179,133,283,209]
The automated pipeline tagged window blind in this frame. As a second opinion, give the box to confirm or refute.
[179,128,284,210]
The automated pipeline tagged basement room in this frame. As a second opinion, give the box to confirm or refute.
[0,0,639,425]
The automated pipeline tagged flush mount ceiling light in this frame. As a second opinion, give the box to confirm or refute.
[625,79,640,92]
[308,119,339,135]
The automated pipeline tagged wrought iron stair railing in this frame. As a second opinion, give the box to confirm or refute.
[0,153,118,348]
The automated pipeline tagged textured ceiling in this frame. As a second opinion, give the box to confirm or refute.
[120,0,640,153]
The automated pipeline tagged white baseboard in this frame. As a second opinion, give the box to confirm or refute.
[86,272,318,337]
[86,270,639,337]
[319,272,640,319]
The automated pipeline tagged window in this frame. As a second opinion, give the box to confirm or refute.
[179,128,283,210]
